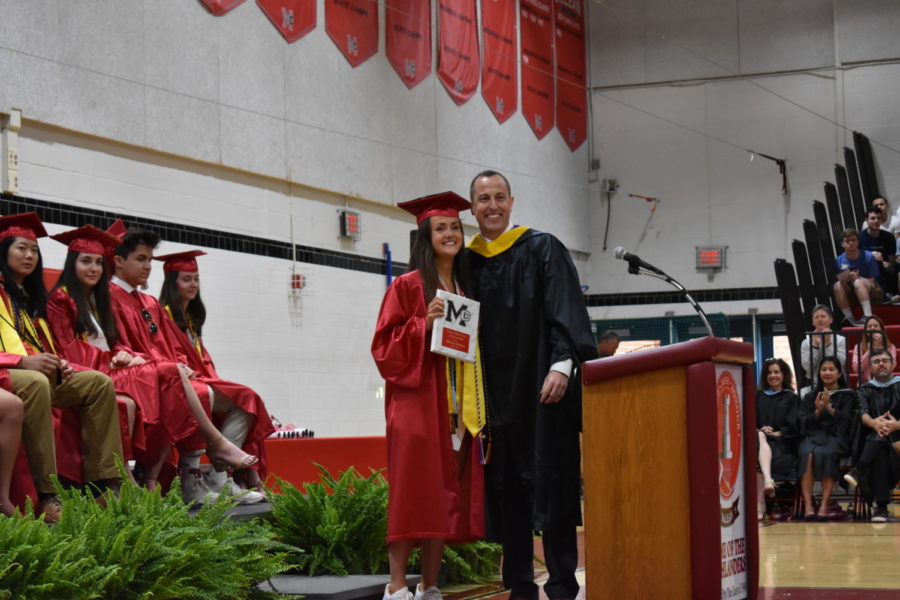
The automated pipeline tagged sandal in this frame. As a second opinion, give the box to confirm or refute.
[208,433,258,470]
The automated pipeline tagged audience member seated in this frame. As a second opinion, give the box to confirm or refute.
[861,196,900,238]
[858,206,899,299]
[799,304,846,393]
[0,213,122,523]
[798,357,855,521]
[833,228,882,327]
[756,358,800,520]
[844,348,900,522]
[849,315,896,385]
[0,386,24,517]
[596,330,620,358]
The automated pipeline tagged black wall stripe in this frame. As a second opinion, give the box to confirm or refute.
[2,193,781,306]
[585,286,781,306]
[1,193,408,277]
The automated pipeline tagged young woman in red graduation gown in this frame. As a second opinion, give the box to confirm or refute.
[45,225,255,492]
[156,250,274,495]
[372,193,487,600]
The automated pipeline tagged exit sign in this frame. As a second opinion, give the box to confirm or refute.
[696,246,726,270]
[340,210,362,240]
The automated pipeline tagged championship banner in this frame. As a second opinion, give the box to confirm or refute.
[199,0,246,16]
[325,0,379,67]
[716,364,748,599]
[437,0,479,105]
[257,0,316,43]
[386,0,433,89]
[481,0,517,123]
[520,0,555,139]
[554,0,587,151]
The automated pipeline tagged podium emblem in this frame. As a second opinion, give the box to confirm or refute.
[716,370,742,500]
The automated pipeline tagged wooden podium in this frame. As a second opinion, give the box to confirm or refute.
[581,337,758,600]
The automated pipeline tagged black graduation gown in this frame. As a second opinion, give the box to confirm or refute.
[755,389,800,479]
[856,380,900,446]
[798,388,855,480]
[467,228,598,534]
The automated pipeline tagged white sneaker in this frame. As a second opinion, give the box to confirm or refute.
[207,469,265,504]
[181,468,218,505]
[414,584,442,600]
[383,584,414,600]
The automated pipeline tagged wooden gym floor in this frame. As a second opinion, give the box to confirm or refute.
[445,521,900,600]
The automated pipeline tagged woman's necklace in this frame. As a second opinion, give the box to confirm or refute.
[438,274,457,295]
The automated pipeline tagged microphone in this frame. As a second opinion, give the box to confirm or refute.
[613,247,665,275]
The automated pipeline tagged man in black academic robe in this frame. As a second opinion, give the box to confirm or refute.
[848,348,900,522]
[466,170,598,600]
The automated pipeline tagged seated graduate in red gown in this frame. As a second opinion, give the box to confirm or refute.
[372,193,487,600]
[156,249,274,497]
[0,212,122,522]
[43,226,147,476]
[107,227,262,504]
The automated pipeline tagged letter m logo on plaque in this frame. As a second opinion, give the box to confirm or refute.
[430,290,480,363]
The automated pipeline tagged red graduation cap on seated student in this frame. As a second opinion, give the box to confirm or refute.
[0,212,48,242]
[398,192,471,225]
[49,224,121,255]
[153,250,208,273]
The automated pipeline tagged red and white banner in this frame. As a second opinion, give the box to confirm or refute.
[257,0,316,43]
[716,364,748,599]
[555,0,587,151]
[481,0,517,123]
[520,0,554,139]
[199,0,246,15]
[437,0,479,105]
[386,0,432,89]
[326,0,379,67]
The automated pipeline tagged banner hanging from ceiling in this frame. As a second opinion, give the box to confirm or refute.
[520,0,555,139]
[437,0,479,105]
[481,0,517,123]
[555,0,587,151]
[386,0,432,89]
[325,0,379,67]
[257,0,316,43]
[199,0,246,15]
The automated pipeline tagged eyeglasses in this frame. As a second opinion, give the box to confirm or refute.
[871,358,893,365]
[141,309,158,335]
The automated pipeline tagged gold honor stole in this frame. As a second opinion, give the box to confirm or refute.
[164,305,203,357]
[445,341,490,463]
[0,292,57,356]
[466,226,530,258]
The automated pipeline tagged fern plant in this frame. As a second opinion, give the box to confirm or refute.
[0,472,295,600]
[0,514,116,600]
[269,464,389,576]
[268,464,503,584]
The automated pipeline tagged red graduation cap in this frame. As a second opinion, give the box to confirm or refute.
[0,212,48,242]
[398,192,471,225]
[107,218,127,240]
[50,224,121,255]
[153,250,207,273]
